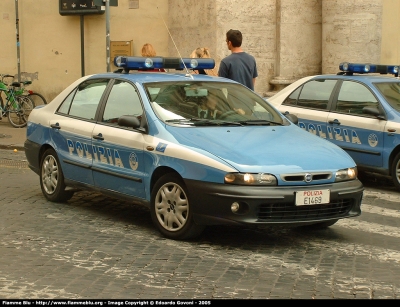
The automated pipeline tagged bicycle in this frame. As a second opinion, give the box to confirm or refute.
[0,78,34,128]
[1,74,47,106]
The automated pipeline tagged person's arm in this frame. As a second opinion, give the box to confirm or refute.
[218,62,228,78]
[252,58,258,88]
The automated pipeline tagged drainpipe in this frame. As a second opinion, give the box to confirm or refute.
[106,0,110,72]
[15,0,21,82]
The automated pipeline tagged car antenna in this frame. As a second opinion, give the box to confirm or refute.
[157,6,194,79]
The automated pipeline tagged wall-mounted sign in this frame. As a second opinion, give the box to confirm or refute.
[110,40,133,68]
[59,0,105,16]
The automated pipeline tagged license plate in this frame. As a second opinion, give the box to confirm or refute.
[295,189,330,206]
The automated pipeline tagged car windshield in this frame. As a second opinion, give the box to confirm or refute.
[375,82,400,112]
[144,81,283,125]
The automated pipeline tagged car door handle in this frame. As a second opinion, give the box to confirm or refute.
[93,133,104,140]
[328,119,341,125]
[50,123,61,129]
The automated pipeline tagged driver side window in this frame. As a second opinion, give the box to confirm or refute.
[102,80,143,124]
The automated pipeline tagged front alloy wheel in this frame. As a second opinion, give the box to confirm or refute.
[150,173,204,240]
[391,152,400,191]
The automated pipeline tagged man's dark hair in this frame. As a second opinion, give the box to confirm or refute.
[226,29,242,47]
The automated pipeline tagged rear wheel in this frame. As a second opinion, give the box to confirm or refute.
[27,92,47,106]
[390,152,400,190]
[0,95,4,117]
[150,173,205,240]
[7,96,31,128]
[18,95,34,118]
[40,148,74,202]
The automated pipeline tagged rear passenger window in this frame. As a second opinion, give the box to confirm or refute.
[336,81,378,115]
[58,79,109,120]
[283,79,336,111]
[296,80,336,110]
[283,87,301,106]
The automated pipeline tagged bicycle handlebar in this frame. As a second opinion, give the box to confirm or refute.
[1,74,14,83]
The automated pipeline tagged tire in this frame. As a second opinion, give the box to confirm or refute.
[150,173,205,240]
[19,95,34,119]
[7,96,30,128]
[40,148,74,202]
[27,92,47,106]
[390,152,400,190]
[0,95,4,118]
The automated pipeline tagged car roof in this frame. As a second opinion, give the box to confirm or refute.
[88,71,237,84]
[313,73,400,84]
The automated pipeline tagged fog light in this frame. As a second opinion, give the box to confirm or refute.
[231,202,240,213]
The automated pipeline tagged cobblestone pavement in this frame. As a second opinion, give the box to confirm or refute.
[0,150,399,299]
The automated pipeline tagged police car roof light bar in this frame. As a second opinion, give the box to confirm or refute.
[114,56,215,73]
[339,62,399,77]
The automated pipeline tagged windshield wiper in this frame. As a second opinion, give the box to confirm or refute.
[165,118,197,123]
[165,118,242,126]
[193,119,243,126]
[237,119,283,126]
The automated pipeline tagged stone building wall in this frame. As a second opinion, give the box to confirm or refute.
[322,0,383,74]
[267,0,322,96]
[0,0,394,101]
[168,0,276,96]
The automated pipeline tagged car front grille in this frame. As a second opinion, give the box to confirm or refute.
[257,199,352,221]
[280,172,332,182]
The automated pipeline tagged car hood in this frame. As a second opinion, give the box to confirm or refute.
[165,124,355,173]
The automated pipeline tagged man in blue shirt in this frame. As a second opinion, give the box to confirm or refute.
[218,29,258,91]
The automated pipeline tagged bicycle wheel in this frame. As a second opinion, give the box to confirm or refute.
[0,95,4,117]
[19,95,35,118]
[27,92,47,106]
[7,96,33,128]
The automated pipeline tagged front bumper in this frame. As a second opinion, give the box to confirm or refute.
[184,179,364,227]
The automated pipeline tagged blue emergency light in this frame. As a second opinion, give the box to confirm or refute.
[339,62,399,77]
[114,56,215,72]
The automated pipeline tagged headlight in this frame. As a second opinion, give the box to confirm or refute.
[224,173,277,186]
[335,167,357,182]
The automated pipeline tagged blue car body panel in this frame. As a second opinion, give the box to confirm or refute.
[24,68,363,230]
[269,73,400,179]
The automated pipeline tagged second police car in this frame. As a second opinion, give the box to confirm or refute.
[268,62,400,190]
[24,56,364,240]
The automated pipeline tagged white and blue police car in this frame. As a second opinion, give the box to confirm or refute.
[269,62,400,190]
[24,56,363,240]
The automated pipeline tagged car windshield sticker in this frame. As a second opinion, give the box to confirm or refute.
[156,142,168,153]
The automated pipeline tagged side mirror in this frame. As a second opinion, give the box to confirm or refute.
[118,115,141,128]
[363,106,385,119]
[284,112,298,125]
